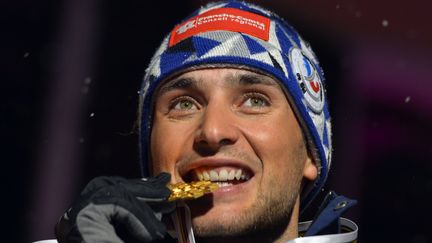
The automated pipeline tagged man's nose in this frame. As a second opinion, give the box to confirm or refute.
[194,102,239,154]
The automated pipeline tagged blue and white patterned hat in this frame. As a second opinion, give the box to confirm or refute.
[138,0,332,211]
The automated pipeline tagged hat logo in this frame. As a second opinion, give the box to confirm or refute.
[290,48,324,113]
[169,8,270,47]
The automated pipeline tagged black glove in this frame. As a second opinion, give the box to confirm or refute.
[55,172,175,243]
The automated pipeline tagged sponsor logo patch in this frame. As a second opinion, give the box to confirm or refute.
[169,8,270,47]
[290,47,324,113]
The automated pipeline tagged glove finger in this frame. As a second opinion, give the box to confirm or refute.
[82,173,172,201]
[114,182,176,224]
[132,186,171,202]
[122,173,172,201]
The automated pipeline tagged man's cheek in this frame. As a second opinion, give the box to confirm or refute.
[151,148,180,180]
[151,144,170,174]
[151,153,175,174]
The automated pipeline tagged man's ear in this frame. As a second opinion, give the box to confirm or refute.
[303,153,318,181]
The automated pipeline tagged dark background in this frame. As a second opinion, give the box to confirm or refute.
[3,0,432,242]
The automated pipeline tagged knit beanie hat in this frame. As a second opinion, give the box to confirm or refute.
[138,0,332,211]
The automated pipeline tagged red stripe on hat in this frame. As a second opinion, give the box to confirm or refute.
[169,8,270,47]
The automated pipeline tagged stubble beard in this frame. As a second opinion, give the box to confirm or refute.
[190,169,303,243]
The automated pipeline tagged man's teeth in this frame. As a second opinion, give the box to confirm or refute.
[195,169,250,182]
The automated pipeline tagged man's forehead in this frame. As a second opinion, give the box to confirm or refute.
[157,68,281,95]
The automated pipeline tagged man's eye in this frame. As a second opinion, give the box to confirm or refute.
[171,98,197,110]
[243,94,269,108]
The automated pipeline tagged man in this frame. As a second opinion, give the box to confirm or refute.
[49,1,358,242]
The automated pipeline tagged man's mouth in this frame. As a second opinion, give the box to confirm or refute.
[190,167,253,187]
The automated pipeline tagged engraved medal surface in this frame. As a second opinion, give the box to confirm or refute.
[168,181,219,201]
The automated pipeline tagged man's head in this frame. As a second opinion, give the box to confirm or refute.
[138,0,332,241]
[150,67,317,241]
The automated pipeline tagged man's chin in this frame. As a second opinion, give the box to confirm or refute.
[191,211,250,237]
[191,210,292,243]
[186,192,296,241]
[188,199,255,237]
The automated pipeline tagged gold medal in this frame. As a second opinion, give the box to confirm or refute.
[168,181,219,201]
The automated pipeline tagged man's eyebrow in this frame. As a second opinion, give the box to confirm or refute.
[157,77,197,96]
[236,74,279,87]
[157,73,279,96]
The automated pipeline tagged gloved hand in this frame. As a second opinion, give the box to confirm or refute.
[55,172,175,243]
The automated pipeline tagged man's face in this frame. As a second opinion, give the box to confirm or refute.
[151,68,317,239]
